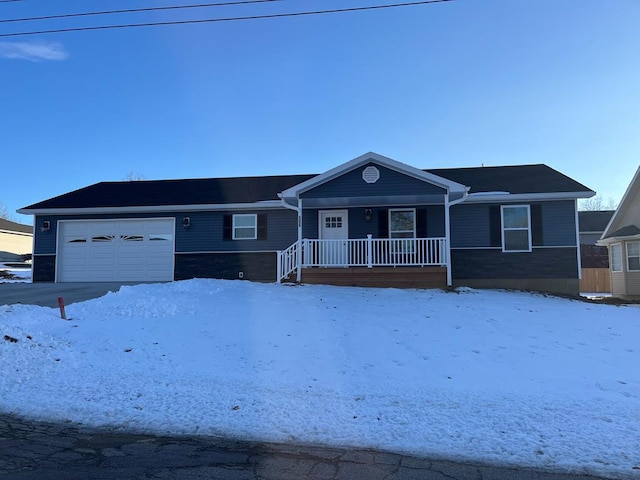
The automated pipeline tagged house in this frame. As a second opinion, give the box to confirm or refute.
[578,210,614,293]
[18,152,594,294]
[579,210,615,246]
[0,218,32,263]
[597,166,640,299]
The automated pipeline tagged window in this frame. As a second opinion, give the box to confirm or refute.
[233,214,257,240]
[627,242,640,271]
[324,216,343,229]
[501,205,531,252]
[389,209,416,239]
[389,209,416,254]
[611,243,622,272]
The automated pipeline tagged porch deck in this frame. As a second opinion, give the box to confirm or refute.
[298,266,447,289]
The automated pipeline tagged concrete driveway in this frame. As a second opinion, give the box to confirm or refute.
[0,282,138,308]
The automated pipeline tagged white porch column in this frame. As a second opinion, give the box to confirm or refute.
[296,198,303,283]
[444,194,452,287]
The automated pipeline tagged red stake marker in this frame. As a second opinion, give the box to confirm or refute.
[58,297,67,320]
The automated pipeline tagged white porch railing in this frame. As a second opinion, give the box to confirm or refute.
[277,235,447,282]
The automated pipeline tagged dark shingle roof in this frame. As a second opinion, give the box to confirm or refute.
[426,164,592,195]
[0,218,32,233]
[606,225,640,238]
[21,174,316,210]
[20,163,592,211]
[578,210,615,232]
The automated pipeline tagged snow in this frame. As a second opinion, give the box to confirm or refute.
[0,264,31,283]
[0,279,638,478]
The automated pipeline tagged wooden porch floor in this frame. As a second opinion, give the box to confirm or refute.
[296,266,447,289]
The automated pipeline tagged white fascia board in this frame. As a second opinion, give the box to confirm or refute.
[17,200,284,216]
[279,152,468,198]
[597,233,640,246]
[0,229,33,236]
[601,166,640,239]
[463,191,595,203]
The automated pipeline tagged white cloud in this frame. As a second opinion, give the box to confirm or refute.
[0,40,69,61]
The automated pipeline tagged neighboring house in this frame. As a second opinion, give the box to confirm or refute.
[578,210,613,293]
[0,218,32,263]
[18,152,594,294]
[598,166,640,299]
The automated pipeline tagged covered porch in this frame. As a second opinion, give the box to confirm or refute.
[277,236,449,288]
[275,152,468,288]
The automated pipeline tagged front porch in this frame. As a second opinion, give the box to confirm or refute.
[277,236,449,288]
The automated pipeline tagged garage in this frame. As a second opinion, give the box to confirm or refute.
[57,218,175,282]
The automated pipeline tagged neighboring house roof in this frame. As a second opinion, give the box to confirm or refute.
[18,155,594,214]
[600,166,640,243]
[607,225,640,238]
[578,210,615,233]
[0,218,32,234]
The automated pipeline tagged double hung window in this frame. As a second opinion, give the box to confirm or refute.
[627,242,640,271]
[233,214,257,240]
[501,205,531,252]
[389,209,416,254]
[611,244,622,272]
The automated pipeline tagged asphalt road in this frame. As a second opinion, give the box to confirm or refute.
[1,414,627,480]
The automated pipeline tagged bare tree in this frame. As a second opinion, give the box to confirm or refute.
[123,171,146,181]
[579,195,618,211]
[0,201,11,220]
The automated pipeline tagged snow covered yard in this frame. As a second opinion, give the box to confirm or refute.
[0,279,638,478]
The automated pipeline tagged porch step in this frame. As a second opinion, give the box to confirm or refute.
[299,267,447,289]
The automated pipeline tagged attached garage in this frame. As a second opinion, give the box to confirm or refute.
[57,218,175,282]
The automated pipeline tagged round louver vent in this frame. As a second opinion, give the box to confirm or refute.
[362,166,380,184]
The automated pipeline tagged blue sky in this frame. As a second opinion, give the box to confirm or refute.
[1,0,639,223]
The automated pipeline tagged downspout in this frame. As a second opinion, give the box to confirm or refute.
[574,199,583,283]
[278,194,303,282]
[444,189,469,287]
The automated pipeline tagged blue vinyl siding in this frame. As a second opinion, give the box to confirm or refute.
[33,209,297,256]
[450,205,492,248]
[301,163,446,199]
[302,206,445,239]
[450,200,577,249]
[540,201,576,246]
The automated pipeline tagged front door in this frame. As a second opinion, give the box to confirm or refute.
[319,210,349,266]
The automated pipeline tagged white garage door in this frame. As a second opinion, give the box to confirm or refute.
[57,218,175,282]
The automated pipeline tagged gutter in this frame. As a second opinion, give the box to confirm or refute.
[444,188,469,287]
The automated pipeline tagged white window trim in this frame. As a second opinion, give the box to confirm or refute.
[232,214,257,240]
[626,241,640,272]
[611,243,623,272]
[501,205,532,253]
[388,208,416,238]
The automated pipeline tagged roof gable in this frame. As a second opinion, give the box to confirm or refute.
[601,166,640,240]
[280,152,468,200]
